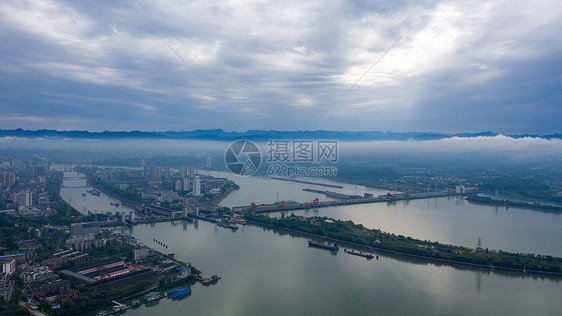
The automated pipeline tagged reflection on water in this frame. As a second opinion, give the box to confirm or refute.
[268,196,562,257]
[121,220,562,316]
[54,166,562,315]
[208,171,562,256]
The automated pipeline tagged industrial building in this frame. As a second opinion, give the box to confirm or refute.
[70,221,99,237]
[133,247,154,261]
[60,258,131,284]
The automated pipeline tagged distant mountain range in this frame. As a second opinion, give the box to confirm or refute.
[0,128,560,141]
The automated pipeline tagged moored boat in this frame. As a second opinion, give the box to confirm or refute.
[201,274,221,285]
[217,220,239,230]
[167,286,192,298]
[308,240,339,251]
[344,249,374,259]
[145,291,161,302]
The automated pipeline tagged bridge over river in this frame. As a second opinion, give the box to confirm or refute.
[232,190,470,213]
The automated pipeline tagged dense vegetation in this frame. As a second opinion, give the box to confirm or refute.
[0,213,68,259]
[0,214,30,251]
[0,298,28,316]
[246,214,562,274]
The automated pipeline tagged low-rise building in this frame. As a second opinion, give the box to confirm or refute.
[28,278,72,299]
[43,251,89,269]
[23,265,55,286]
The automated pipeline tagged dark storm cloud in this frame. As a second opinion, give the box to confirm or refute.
[0,0,560,133]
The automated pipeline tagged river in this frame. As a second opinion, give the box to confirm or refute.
[59,170,562,315]
[211,171,562,257]
[58,171,135,215]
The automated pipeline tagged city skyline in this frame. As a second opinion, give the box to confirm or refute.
[1,0,561,133]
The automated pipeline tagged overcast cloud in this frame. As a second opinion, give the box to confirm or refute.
[0,0,561,133]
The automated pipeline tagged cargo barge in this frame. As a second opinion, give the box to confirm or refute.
[217,220,239,230]
[308,240,339,251]
[200,274,221,286]
[144,291,161,302]
[344,249,374,259]
[167,286,192,298]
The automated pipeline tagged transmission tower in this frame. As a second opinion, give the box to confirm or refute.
[477,237,483,252]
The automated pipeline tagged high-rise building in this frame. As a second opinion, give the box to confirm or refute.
[15,191,33,207]
[164,166,171,179]
[179,165,188,178]
[206,155,212,168]
[0,172,15,188]
[11,159,22,169]
[151,166,162,180]
[183,178,190,191]
[2,259,16,275]
[193,176,201,196]
[188,165,195,179]
[455,186,465,194]
[141,159,145,170]
[175,180,182,191]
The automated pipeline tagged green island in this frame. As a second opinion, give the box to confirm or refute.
[244,214,562,275]
[466,195,562,212]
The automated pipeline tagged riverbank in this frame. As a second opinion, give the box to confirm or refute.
[86,175,141,209]
[244,215,562,277]
[467,195,562,212]
[46,172,83,217]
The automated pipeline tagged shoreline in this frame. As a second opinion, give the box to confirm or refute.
[243,218,562,278]
[85,176,141,209]
[466,195,562,212]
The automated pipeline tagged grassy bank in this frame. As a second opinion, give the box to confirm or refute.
[245,214,562,275]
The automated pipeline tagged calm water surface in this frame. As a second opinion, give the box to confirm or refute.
[59,171,135,215]
[120,221,561,316]
[59,169,562,315]
[212,171,561,256]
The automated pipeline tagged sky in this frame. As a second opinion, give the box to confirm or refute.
[0,0,561,133]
